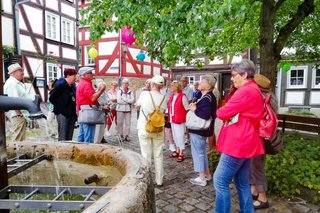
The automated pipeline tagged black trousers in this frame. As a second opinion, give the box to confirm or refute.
[56,113,77,141]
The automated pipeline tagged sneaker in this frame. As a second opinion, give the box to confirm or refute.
[205,174,212,181]
[190,177,207,186]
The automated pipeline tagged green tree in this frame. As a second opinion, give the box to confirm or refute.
[82,0,320,87]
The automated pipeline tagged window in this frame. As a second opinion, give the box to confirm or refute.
[45,12,60,41]
[312,65,320,88]
[47,63,62,82]
[287,66,307,88]
[188,76,195,85]
[84,46,95,65]
[61,17,74,45]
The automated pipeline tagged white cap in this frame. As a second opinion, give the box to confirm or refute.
[79,67,94,76]
[8,63,22,74]
[152,75,164,86]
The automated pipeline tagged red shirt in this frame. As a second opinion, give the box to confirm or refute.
[216,80,265,158]
[168,92,187,124]
[76,78,98,112]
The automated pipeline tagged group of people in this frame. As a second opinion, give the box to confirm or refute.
[4,59,274,212]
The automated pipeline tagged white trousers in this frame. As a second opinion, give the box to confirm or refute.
[116,111,131,136]
[138,129,164,185]
[171,123,186,150]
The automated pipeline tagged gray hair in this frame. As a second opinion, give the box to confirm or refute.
[122,78,129,84]
[201,75,216,91]
[231,59,256,79]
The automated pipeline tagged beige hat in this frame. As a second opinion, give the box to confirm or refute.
[254,74,271,93]
[152,75,164,86]
[8,63,22,75]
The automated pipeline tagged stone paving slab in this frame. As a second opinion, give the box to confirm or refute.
[18,109,320,213]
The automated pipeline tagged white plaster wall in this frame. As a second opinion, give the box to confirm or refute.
[27,57,44,77]
[285,91,305,105]
[85,31,90,40]
[2,0,13,13]
[162,73,169,78]
[143,65,151,75]
[47,44,60,57]
[24,5,43,35]
[46,0,59,11]
[2,17,14,46]
[61,2,76,18]
[20,35,37,52]
[62,47,77,60]
[19,10,27,31]
[36,39,44,54]
[310,91,320,105]
[107,59,120,74]
[102,31,119,38]
[231,55,242,63]
[99,41,117,56]
[154,67,160,76]
[126,63,135,73]
[208,57,224,65]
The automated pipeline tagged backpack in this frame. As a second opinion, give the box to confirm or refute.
[259,93,283,155]
[142,92,165,133]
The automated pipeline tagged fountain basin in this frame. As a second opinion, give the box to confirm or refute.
[7,141,155,213]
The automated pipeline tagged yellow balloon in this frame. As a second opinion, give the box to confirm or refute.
[89,47,98,59]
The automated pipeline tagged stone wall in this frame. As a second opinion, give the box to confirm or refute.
[7,141,155,213]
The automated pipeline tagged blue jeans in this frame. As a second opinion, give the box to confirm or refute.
[77,123,96,143]
[213,153,253,213]
[190,133,208,173]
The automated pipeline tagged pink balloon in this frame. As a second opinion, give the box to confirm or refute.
[121,26,136,45]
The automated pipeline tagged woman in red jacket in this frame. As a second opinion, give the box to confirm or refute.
[213,59,265,213]
[167,81,189,162]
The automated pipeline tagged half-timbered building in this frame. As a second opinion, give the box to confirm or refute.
[78,0,170,90]
[2,0,78,102]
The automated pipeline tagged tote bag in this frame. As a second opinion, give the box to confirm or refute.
[186,111,212,130]
[78,105,106,124]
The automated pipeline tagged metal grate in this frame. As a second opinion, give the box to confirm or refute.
[7,154,51,178]
[0,185,110,211]
[2,155,111,211]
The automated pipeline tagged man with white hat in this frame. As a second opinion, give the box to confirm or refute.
[4,63,28,141]
[76,67,106,143]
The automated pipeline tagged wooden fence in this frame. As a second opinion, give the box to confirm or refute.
[277,114,320,135]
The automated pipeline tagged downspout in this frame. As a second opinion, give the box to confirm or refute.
[14,0,31,55]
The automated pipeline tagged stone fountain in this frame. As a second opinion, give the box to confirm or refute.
[0,95,155,212]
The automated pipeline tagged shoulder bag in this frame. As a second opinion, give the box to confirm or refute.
[78,105,106,124]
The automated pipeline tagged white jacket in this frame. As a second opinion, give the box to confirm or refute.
[116,89,135,112]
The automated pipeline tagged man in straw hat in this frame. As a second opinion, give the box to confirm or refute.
[4,63,28,141]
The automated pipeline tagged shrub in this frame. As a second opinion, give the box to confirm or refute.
[265,132,320,204]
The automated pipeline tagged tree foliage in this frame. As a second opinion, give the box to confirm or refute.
[81,0,320,76]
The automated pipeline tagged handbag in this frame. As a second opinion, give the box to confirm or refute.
[263,129,283,155]
[78,105,106,124]
[186,110,212,130]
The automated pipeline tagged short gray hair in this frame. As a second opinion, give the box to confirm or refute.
[231,59,256,79]
[122,78,129,84]
[201,75,216,91]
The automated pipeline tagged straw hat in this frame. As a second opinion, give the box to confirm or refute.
[254,74,271,93]
[8,63,22,74]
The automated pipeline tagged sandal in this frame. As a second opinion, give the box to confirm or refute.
[253,200,269,210]
[177,155,184,162]
[169,151,178,158]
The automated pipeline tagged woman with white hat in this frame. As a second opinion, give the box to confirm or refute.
[135,75,167,186]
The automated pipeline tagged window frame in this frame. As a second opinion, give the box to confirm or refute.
[46,63,62,82]
[45,11,60,41]
[286,65,308,89]
[61,17,74,45]
[84,45,95,66]
[312,65,320,88]
[187,76,195,85]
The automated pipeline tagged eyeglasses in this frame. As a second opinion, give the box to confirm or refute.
[231,72,240,79]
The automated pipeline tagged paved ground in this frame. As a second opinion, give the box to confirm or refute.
[14,108,319,213]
